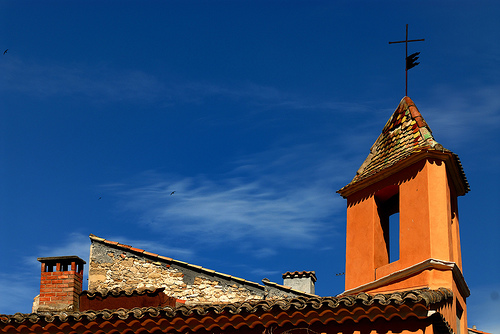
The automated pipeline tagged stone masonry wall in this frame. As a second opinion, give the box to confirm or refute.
[88,240,290,304]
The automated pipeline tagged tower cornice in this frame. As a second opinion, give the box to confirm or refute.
[340,258,470,299]
[338,149,469,198]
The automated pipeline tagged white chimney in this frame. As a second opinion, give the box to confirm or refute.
[282,271,316,294]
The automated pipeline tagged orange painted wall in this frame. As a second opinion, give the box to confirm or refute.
[344,158,462,291]
[345,192,378,289]
[450,195,463,270]
[367,269,451,294]
[343,155,468,334]
[398,159,452,270]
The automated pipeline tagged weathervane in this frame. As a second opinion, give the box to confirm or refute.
[389,24,425,96]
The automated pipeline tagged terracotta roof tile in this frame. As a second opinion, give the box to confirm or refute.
[0,288,453,333]
[83,287,164,299]
[157,255,173,261]
[143,251,158,257]
[354,97,437,182]
[129,247,144,253]
[338,97,470,196]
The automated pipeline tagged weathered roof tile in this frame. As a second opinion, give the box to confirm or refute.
[352,97,438,184]
[338,97,470,196]
[0,288,454,333]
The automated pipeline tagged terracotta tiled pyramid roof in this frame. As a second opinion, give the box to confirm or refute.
[339,96,469,195]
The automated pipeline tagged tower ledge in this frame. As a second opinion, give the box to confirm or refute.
[341,258,470,298]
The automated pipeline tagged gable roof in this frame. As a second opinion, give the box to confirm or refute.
[89,234,315,298]
[338,97,469,197]
[0,288,454,334]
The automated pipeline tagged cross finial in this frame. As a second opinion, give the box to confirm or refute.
[389,24,425,96]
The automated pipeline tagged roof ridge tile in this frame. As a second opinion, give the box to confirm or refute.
[1,288,453,326]
[89,234,266,289]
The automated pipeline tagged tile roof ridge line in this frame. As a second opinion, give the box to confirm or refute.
[403,96,440,149]
[88,234,265,289]
[353,96,409,178]
[1,289,452,324]
[83,287,165,298]
[403,96,429,128]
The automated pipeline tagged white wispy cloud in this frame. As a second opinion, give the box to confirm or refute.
[115,174,335,245]
[467,284,500,334]
[24,233,92,287]
[0,273,39,314]
[0,233,93,315]
[30,233,91,263]
[96,235,195,261]
[0,59,372,114]
[0,232,198,315]
[421,85,500,146]
[1,59,168,103]
[105,143,354,254]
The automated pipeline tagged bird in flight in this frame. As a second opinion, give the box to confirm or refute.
[3,49,7,55]
[170,191,175,195]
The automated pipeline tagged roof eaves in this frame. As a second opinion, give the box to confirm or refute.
[338,148,469,198]
[1,288,453,329]
[83,287,165,299]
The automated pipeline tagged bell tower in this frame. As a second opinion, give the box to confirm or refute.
[338,97,470,333]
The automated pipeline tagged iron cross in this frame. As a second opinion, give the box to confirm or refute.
[389,24,425,96]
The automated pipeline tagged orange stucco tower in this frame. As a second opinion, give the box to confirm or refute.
[338,97,470,334]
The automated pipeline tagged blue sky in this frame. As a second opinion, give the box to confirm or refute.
[1,1,499,332]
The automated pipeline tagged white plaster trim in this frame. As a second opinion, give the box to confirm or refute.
[341,258,470,297]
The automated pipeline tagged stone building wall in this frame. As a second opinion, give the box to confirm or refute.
[88,237,301,304]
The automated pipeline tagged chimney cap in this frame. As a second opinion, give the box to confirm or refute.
[282,271,317,282]
[37,255,86,264]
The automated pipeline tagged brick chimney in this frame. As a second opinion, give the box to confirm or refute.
[34,256,86,312]
[282,271,316,294]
